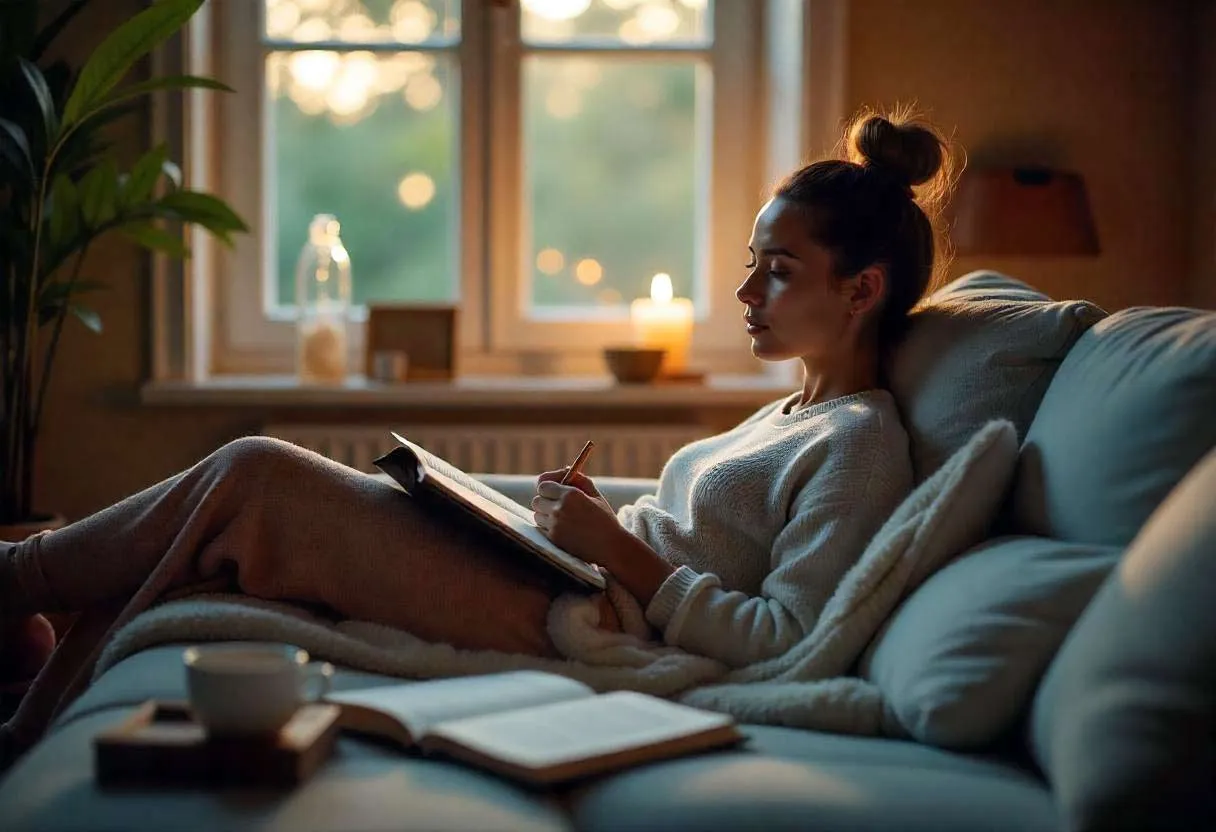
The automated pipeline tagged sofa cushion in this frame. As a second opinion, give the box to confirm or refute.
[888,270,1105,482]
[1,647,572,832]
[1010,306,1216,546]
[1029,446,1216,831]
[9,645,1057,832]
[860,536,1119,749]
[571,725,1056,832]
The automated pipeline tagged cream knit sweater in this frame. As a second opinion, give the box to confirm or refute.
[620,390,913,668]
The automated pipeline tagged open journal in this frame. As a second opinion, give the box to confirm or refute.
[326,671,744,786]
[373,432,606,590]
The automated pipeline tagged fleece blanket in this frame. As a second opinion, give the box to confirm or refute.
[91,420,1016,738]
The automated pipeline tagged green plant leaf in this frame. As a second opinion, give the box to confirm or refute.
[103,74,232,107]
[48,174,79,249]
[40,278,107,310]
[121,222,188,259]
[18,58,58,142]
[158,189,249,234]
[0,116,34,184]
[124,142,168,204]
[70,303,103,333]
[78,159,119,226]
[31,0,93,62]
[62,0,204,126]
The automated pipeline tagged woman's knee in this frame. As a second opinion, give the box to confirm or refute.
[206,435,303,479]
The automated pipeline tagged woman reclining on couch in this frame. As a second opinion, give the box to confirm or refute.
[0,109,954,759]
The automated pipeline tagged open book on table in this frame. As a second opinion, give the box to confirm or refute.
[373,432,605,591]
[326,671,744,786]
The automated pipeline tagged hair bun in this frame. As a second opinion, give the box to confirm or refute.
[847,113,945,190]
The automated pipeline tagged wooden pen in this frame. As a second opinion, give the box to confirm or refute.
[560,440,595,484]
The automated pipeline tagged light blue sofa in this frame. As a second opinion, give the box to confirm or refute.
[1,273,1213,831]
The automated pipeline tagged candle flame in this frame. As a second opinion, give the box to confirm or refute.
[650,273,673,304]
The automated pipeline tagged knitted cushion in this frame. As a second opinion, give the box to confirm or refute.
[887,271,1105,483]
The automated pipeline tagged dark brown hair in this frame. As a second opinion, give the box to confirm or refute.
[774,105,957,358]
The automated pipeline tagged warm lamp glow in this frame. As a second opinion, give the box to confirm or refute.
[951,168,1100,257]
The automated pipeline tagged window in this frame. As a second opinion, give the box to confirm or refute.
[158,0,846,381]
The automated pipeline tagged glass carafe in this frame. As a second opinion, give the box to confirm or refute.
[295,213,352,383]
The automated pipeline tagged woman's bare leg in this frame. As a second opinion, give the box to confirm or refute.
[1,436,559,657]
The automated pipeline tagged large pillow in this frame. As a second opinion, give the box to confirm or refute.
[888,271,1105,482]
[1030,446,1216,831]
[1010,306,1216,546]
[859,536,1119,748]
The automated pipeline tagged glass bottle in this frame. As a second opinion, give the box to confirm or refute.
[295,213,352,383]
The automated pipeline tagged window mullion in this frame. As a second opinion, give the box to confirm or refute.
[485,0,524,355]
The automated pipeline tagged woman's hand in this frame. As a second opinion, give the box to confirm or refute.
[531,476,624,567]
[535,468,614,516]
[532,476,675,606]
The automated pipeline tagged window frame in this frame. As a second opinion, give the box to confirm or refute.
[150,0,849,384]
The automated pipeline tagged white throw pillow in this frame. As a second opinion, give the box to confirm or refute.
[860,536,1120,748]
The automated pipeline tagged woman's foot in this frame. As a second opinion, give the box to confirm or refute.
[0,614,56,694]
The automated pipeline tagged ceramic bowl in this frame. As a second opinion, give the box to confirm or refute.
[602,347,667,384]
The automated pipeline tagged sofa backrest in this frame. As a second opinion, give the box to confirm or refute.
[1007,306,1216,547]
[888,271,1106,482]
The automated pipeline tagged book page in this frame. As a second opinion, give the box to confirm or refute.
[398,435,535,524]
[391,434,605,590]
[425,691,738,771]
[327,671,593,740]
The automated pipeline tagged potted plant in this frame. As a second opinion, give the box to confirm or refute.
[0,0,247,534]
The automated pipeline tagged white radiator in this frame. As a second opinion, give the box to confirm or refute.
[261,424,710,478]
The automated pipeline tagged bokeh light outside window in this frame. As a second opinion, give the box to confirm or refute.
[263,0,711,315]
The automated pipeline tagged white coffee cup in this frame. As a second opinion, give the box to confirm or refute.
[183,642,334,737]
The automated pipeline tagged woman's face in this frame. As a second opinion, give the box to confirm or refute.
[736,196,856,363]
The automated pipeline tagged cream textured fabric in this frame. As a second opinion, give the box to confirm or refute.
[93,420,1020,741]
[622,390,911,667]
[888,271,1104,483]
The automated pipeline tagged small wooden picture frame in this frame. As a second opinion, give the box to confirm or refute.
[365,304,458,381]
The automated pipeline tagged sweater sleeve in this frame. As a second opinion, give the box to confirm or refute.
[643,436,909,668]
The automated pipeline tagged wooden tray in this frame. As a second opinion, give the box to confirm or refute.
[94,700,340,788]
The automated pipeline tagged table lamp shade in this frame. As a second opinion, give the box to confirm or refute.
[950,168,1099,256]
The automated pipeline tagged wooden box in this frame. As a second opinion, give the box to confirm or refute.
[365,304,458,381]
[94,700,340,788]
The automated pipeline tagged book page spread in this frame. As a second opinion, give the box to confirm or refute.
[425,691,739,771]
[327,671,593,741]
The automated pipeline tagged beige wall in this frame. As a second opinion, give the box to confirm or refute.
[1192,0,1216,308]
[32,0,1206,521]
[848,0,1193,310]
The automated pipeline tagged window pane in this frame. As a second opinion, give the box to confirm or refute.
[263,0,461,44]
[267,51,458,306]
[524,56,704,310]
[521,0,710,45]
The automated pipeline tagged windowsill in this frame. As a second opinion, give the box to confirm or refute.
[139,374,794,409]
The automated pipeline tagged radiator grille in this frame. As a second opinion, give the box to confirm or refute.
[261,424,710,478]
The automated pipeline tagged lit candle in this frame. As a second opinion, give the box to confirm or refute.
[630,273,694,375]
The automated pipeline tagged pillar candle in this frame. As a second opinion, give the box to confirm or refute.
[630,273,694,375]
